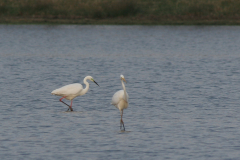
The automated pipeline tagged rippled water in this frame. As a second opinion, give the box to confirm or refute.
[1,25,240,159]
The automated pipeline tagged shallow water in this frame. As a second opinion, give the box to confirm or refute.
[0,25,240,159]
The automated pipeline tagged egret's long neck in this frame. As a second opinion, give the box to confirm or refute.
[81,78,90,95]
[121,80,127,100]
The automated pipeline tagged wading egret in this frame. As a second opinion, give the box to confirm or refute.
[111,75,129,131]
[51,76,99,111]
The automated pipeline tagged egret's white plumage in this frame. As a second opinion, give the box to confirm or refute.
[111,90,129,110]
[51,76,99,111]
[111,75,129,131]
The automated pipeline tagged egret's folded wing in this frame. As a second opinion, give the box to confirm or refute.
[111,90,125,105]
[51,83,83,96]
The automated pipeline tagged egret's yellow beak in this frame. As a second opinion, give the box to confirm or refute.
[122,78,127,83]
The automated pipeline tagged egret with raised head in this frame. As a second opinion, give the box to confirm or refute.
[51,76,99,111]
[111,75,129,131]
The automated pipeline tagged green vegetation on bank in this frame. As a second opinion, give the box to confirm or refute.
[0,0,240,24]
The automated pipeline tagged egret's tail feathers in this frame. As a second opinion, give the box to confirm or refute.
[51,89,59,95]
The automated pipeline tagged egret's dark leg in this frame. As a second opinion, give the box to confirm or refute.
[120,120,122,130]
[120,119,123,130]
[120,110,125,131]
[59,97,73,111]
[120,110,122,130]
[121,120,125,131]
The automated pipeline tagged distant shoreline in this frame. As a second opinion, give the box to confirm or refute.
[1,16,240,25]
[1,0,240,25]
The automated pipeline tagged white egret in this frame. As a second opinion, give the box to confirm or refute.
[51,76,99,111]
[111,75,129,131]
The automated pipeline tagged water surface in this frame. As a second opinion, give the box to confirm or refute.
[0,25,240,159]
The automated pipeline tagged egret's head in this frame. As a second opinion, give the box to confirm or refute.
[88,76,99,86]
[120,75,127,83]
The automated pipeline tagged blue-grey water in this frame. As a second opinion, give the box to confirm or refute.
[0,25,240,160]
